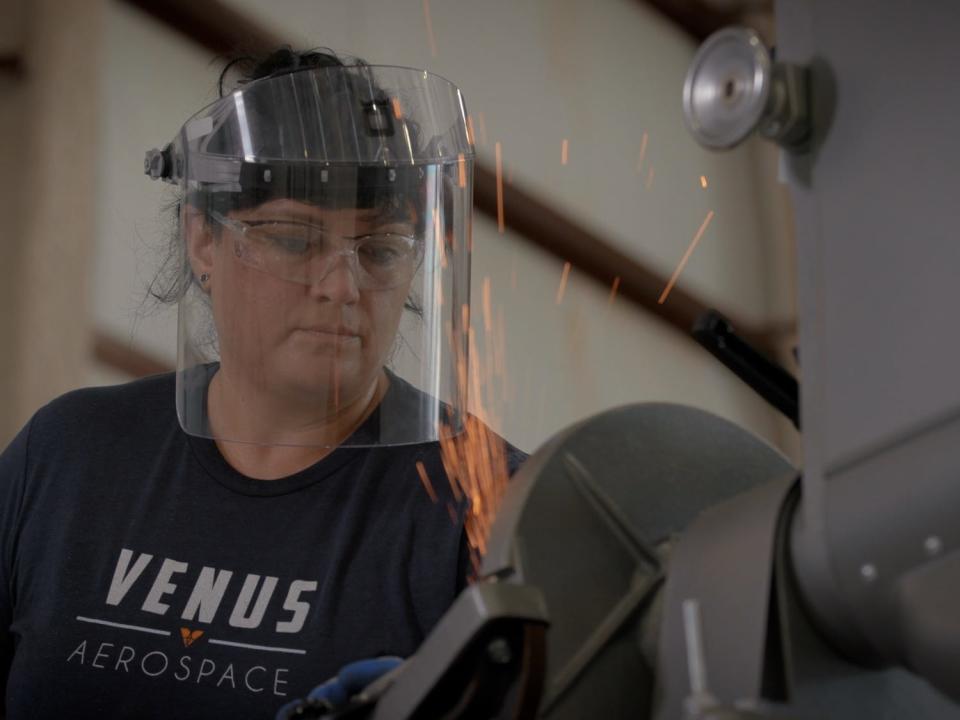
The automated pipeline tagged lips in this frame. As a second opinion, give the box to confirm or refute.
[298,326,361,338]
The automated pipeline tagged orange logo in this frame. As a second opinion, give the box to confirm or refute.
[180,628,205,648]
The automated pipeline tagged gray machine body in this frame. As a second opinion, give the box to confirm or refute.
[481,403,795,719]
[779,0,960,695]
[364,581,548,719]
[653,0,960,716]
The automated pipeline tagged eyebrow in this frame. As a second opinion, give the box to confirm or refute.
[242,208,326,224]
[242,205,415,226]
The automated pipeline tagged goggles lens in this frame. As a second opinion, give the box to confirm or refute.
[211,211,421,289]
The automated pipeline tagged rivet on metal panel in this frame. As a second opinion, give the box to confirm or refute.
[487,638,512,665]
[924,536,943,556]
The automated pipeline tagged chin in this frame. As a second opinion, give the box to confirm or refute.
[275,351,374,407]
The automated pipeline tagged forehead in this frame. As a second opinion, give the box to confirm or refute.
[232,199,418,230]
[234,199,400,223]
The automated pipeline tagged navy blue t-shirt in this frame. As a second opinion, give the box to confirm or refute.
[0,373,524,718]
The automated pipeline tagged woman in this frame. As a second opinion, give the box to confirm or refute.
[0,48,524,718]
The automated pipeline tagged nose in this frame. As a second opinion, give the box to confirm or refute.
[307,251,361,304]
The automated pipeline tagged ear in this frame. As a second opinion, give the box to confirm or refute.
[184,206,216,283]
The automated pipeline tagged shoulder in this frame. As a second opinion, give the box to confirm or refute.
[384,373,528,474]
[29,372,176,443]
[461,415,529,478]
[407,413,527,501]
[504,440,528,477]
[0,374,178,531]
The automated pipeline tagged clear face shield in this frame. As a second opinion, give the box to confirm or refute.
[145,65,474,447]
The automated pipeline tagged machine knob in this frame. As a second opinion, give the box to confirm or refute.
[683,27,810,151]
[144,144,173,181]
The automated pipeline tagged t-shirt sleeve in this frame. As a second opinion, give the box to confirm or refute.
[455,529,473,595]
[0,420,32,704]
[506,445,528,477]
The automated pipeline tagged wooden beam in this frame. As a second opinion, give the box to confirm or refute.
[641,0,738,42]
[123,0,285,57]
[637,0,772,43]
[474,165,711,339]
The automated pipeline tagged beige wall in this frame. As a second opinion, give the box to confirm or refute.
[0,0,26,442]
[1,0,106,442]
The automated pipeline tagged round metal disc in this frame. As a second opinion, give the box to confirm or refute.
[682,27,772,150]
[481,403,794,719]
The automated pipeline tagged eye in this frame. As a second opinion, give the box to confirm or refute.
[358,234,415,265]
[270,233,311,255]
[250,222,317,255]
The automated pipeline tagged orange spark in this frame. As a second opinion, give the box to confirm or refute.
[658,210,715,304]
[495,305,507,399]
[457,153,467,188]
[700,175,708,189]
[468,326,483,419]
[556,261,572,304]
[466,115,477,147]
[423,0,438,57]
[439,414,510,559]
[416,461,439,503]
[478,112,488,146]
[434,207,446,268]
[484,328,495,414]
[437,268,515,565]
[391,97,403,119]
[608,276,621,305]
[561,138,569,165]
[495,142,505,233]
[637,131,648,173]
[482,276,492,333]
[646,165,655,189]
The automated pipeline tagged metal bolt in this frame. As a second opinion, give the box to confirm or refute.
[144,148,166,179]
[860,563,878,582]
[487,637,512,665]
[924,536,943,556]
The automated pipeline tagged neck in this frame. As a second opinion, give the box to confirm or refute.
[207,368,386,480]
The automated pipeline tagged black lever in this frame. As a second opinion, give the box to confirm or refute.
[692,310,799,429]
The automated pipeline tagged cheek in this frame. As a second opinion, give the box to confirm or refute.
[212,258,299,351]
[364,290,408,354]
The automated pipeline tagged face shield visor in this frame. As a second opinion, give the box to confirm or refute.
[145,65,473,448]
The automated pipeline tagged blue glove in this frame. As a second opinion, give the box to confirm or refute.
[275,656,404,719]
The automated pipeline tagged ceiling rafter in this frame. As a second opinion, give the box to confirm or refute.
[638,0,774,43]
